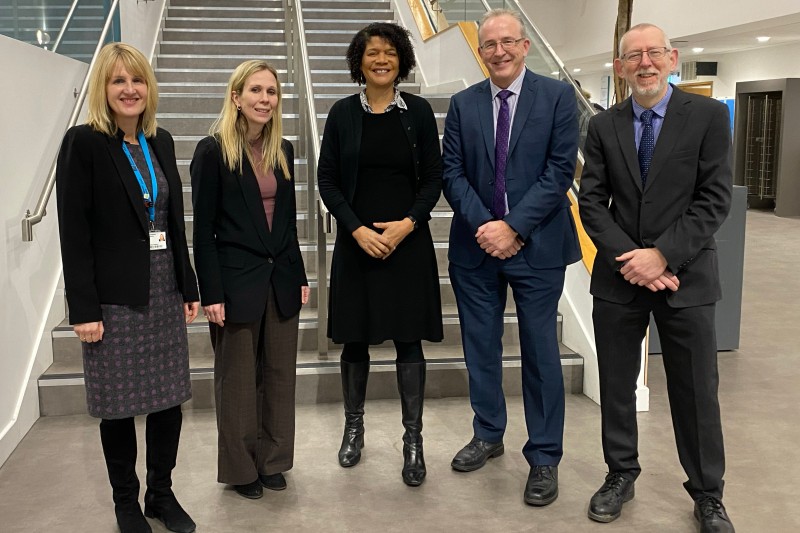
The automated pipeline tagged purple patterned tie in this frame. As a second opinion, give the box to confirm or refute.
[638,109,655,188]
[493,89,513,219]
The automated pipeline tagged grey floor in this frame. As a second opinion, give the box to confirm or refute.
[1,209,798,532]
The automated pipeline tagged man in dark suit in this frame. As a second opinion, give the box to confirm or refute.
[442,8,581,506]
[578,23,734,532]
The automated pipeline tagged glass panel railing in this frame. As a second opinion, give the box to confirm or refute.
[0,0,118,63]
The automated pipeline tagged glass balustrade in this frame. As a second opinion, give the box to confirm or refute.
[0,0,118,63]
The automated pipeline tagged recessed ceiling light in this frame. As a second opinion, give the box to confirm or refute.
[757,36,771,42]
[604,62,613,68]
[551,71,559,76]
[692,47,704,53]
[572,68,581,73]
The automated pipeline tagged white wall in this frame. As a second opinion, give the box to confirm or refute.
[696,41,800,98]
[521,0,800,62]
[0,35,87,466]
[120,0,167,61]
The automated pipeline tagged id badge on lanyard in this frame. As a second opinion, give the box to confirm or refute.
[122,132,166,251]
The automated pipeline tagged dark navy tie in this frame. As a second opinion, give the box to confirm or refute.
[493,89,513,219]
[638,109,655,188]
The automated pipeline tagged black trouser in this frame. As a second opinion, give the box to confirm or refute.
[593,290,725,499]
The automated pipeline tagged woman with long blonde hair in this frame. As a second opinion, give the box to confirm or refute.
[56,42,198,533]
[191,60,309,500]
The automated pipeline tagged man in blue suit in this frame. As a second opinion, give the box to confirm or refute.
[442,8,580,506]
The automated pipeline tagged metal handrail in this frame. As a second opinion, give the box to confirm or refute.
[287,0,330,356]
[52,0,81,52]
[21,0,121,242]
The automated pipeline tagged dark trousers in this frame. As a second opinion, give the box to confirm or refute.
[210,286,299,485]
[450,256,566,467]
[593,290,725,499]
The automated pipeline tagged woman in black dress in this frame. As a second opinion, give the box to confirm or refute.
[56,43,198,533]
[317,22,443,487]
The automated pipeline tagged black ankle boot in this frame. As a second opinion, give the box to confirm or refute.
[338,360,369,467]
[397,361,427,487]
[143,407,195,533]
[100,418,152,533]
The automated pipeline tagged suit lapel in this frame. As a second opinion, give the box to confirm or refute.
[477,80,496,171]
[612,98,643,191]
[644,89,690,191]
[239,156,274,254]
[106,134,149,233]
[508,70,537,158]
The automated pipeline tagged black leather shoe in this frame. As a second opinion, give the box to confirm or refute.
[259,473,287,491]
[144,490,196,533]
[588,472,635,523]
[694,496,735,532]
[451,437,504,472]
[233,480,263,499]
[524,466,558,506]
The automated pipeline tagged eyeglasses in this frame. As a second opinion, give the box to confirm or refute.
[620,47,671,63]
[479,37,525,53]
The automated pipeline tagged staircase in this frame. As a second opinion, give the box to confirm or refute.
[38,0,583,416]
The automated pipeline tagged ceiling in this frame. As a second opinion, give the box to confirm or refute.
[560,13,800,76]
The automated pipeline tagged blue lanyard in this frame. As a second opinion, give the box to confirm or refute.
[121,131,158,225]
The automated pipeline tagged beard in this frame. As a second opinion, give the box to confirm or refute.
[629,69,668,98]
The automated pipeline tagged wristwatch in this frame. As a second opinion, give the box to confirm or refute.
[407,215,418,230]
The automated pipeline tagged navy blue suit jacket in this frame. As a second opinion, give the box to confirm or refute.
[442,69,581,269]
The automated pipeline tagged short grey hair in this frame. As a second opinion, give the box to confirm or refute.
[478,8,529,42]
[618,23,672,57]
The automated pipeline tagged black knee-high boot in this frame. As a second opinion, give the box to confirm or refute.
[99,418,152,533]
[338,360,369,467]
[397,361,427,486]
[143,406,195,533]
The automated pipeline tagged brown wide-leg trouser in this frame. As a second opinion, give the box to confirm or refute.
[210,287,299,485]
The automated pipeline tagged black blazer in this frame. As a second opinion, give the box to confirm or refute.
[317,92,442,234]
[578,86,733,308]
[56,125,198,325]
[190,136,307,322]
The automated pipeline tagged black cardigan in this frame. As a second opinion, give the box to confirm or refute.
[56,125,198,324]
[317,92,443,234]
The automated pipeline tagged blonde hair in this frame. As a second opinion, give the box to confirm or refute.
[209,60,290,179]
[86,43,158,137]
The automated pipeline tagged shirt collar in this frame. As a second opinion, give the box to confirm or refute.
[632,83,673,120]
[359,88,408,114]
[490,67,527,99]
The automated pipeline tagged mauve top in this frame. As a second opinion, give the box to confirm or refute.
[250,141,277,229]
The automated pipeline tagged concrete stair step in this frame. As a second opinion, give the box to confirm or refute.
[303,19,395,31]
[302,8,395,20]
[158,41,287,56]
[159,82,295,94]
[173,134,298,159]
[164,17,287,31]
[156,54,288,70]
[303,0,391,9]
[176,157,308,183]
[154,67,288,84]
[168,6,285,18]
[170,0,284,7]
[38,345,582,415]
[161,28,285,42]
